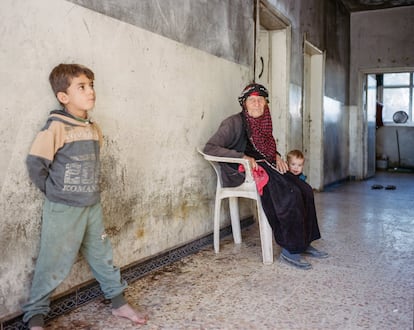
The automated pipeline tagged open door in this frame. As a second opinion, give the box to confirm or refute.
[303,40,325,190]
[255,0,290,156]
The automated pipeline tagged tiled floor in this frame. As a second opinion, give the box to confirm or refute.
[45,171,414,330]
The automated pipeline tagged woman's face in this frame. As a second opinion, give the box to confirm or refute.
[245,95,266,118]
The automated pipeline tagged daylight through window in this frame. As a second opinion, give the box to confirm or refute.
[380,72,413,124]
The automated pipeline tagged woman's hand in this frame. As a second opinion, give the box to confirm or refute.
[243,155,258,171]
[276,154,288,174]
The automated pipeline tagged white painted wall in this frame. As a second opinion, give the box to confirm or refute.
[349,7,414,175]
[350,7,414,104]
[0,0,252,318]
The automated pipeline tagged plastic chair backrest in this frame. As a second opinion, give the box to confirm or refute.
[197,148,255,188]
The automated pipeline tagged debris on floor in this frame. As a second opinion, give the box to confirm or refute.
[371,184,397,190]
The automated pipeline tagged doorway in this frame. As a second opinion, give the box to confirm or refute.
[359,69,414,177]
[255,0,290,156]
[303,40,325,190]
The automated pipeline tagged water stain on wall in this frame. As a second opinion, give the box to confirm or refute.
[99,140,145,244]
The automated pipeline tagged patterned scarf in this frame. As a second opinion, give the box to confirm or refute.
[243,106,277,163]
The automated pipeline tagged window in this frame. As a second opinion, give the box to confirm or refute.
[381,72,413,124]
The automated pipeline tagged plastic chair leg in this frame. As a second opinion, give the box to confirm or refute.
[213,196,222,253]
[257,203,274,264]
[229,197,242,244]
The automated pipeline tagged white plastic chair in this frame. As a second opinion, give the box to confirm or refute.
[197,148,274,264]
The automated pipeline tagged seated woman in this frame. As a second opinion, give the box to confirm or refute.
[203,83,328,269]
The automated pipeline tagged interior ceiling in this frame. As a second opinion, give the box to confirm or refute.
[339,0,414,11]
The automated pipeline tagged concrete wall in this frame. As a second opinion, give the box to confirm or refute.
[350,7,414,105]
[349,7,414,174]
[0,0,352,320]
[68,0,254,66]
[376,126,414,168]
[267,0,350,185]
[0,0,252,319]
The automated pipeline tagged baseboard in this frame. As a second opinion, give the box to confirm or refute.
[1,217,255,329]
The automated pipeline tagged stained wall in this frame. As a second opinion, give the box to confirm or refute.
[0,0,252,319]
[0,0,352,320]
[267,0,350,185]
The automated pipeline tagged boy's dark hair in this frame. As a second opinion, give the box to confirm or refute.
[287,149,305,162]
[49,63,94,96]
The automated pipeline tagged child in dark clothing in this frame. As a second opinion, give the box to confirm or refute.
[22,63,147,329]
[287,149,307,181]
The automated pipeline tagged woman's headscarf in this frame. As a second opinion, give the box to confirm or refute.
[239,83,277,163]
[238,83,269,106]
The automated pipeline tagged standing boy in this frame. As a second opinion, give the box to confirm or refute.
[23,63,147,329]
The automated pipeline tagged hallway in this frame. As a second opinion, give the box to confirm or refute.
[44,172,414,329]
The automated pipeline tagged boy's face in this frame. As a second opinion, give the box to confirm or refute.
[57,74,95,118]
[288,156,304,175]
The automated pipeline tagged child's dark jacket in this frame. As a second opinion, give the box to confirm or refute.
[26,110,103,207]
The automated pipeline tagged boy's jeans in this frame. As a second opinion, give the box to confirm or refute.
[22,199,127,323]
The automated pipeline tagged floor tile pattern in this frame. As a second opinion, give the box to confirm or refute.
[13,172,414,329]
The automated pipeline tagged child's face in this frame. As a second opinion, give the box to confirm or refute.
[288,156,304,175]
[57,74,95,118]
